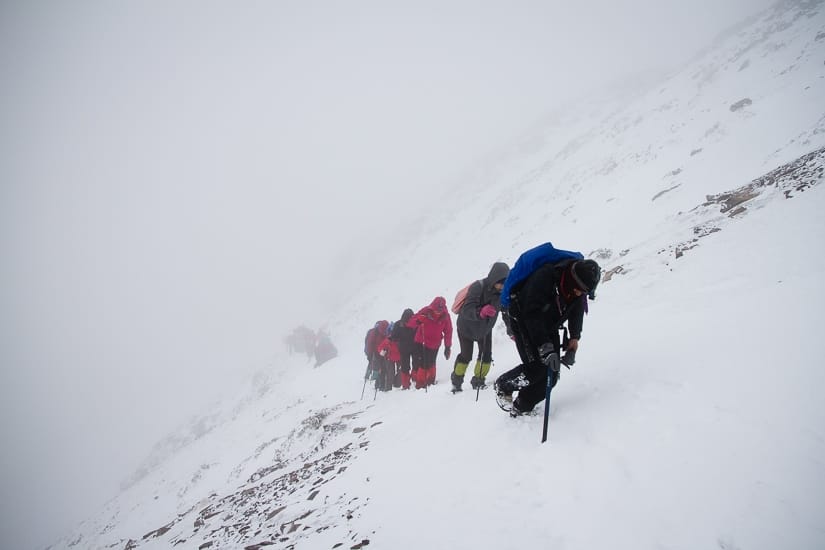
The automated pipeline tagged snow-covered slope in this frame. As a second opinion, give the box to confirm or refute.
[52,2,825,549]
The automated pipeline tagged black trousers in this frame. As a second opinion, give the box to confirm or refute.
[412,343,439,369]
[497,297,561,412]
[398,347,413,373]
[455,331,492,364]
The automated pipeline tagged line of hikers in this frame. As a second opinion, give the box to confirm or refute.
[362,242,602,416]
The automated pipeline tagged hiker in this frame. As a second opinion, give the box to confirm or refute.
[495,245,601,416]
[450,261,510,393]
[314,329,337,367]
[390,308,416,389]
[377,325,401,391]
[289,325,316,360]
[364,320,390,387]
[407,297,453,389]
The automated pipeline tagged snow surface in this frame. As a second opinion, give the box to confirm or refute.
[52,2,825,549]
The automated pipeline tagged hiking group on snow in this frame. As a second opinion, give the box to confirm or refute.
[361,242,602,421]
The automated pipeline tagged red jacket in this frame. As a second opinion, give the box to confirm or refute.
[364,320,390,358]
[407,296,453,350]
[377,337,401,362]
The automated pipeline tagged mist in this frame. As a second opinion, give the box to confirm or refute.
[0,1,777,548]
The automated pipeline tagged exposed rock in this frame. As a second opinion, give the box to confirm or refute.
[705,189,759,214]
[602,266,626,282]
[109,407,372,550]
[589,248,613,260]
[142,523,173,540]
[659,147,824,260]
[729,98,753,112]
[704,146,824,214]
[652,184,681,201]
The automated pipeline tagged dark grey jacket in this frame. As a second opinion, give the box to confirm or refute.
[457,262,510,342]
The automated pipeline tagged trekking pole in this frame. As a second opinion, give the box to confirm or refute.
[361,360,370,400]
[475,335,487,402]
[541,352,560,443]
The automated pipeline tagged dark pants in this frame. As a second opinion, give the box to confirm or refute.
[497,298,561,412]
[376,357,394,391]
[455,332,492,364]
[412,343,439,370]
[398,346,413,373]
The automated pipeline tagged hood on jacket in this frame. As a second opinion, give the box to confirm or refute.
[484,262,510,292]
[375,320,390,337]
[428,296,448,317]
[400,308,414,323]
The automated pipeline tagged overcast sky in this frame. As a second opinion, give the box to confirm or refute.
[0,1,777,548]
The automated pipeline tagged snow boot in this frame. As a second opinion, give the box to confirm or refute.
[494,380,514,412]
[509,397,537,417]
[400,371,411,390]
[450,370,465,393]
[424,366,437,386]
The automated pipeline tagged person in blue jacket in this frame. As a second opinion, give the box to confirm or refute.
[495,257,601,416]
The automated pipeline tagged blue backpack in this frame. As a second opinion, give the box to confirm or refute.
[500,242,584,308]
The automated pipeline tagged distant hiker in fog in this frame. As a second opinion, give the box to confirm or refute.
[407,296,453,389]
[450,262,510,393]
[286,325,316,360]
[314,329,337,367]
[390,308,416,390]
[494,244,601,417]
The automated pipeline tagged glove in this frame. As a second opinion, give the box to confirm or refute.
[561,349,576,368]
[379,349,388,357]
[444,346,451,360]
[538,343,560,372]
[479,305,497,319]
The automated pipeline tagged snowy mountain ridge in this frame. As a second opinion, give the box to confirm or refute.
[339,0,825,317]
[51,2,825,549]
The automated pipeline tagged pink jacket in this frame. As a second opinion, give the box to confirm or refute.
[407,296,453,350]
